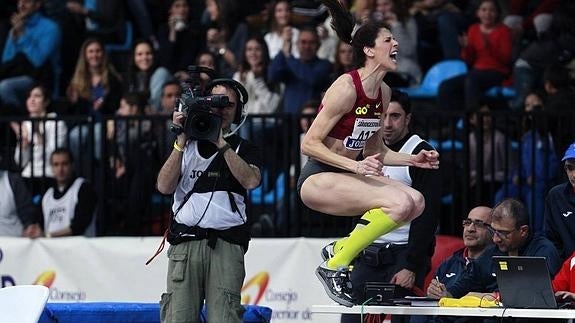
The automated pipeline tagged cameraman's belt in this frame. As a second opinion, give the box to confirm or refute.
[168,223,217,248]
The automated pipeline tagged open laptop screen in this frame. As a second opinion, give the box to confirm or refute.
[493,256,557,309]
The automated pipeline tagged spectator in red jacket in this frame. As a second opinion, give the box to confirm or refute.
[437,0,512,112]
[552,251,575,301]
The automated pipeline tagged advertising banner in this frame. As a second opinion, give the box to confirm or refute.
[0,237,343,322]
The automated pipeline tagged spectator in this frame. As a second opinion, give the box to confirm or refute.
[41,148,97,237]
[341,90,440,323]
[409,0,469,70]
[542,64,575,155]
[123,39,173,112]
[510,3,575,110]
[545,142,575,261]
[202,0,249,77]
[233,36,280,143]
[264,0,299,59]
[426,206,493,300]
[330,40,354,82]
[495,92,558,234]
[66,38,122,163]
[468,103,507,206]
[157,0,202,74]
[158,80,181,116]
[64,0,125,45]
[156,80,181,157]
[105,92,158,235]
[503,0,559,44]
[437,0,512,112]
[0,0,61,111]
[268,27,332,114]
[552,250,575,301]
[0,166,43,238]
[11,84,67,196]
[373,0,421,86]
[193,50,219,85]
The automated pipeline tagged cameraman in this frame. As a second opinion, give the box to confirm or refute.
[156,81,262,323]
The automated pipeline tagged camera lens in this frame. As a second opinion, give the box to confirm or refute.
[190,114,212,135]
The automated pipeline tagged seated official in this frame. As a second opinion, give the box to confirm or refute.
[42,148,97,237]
[427,206,494,299]
[489,199,561,276]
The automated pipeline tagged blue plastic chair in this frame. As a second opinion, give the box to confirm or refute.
[250,171,285,206]
[398,60,468,99]
[486,86,517,99]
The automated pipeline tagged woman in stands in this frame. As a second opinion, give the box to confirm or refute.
[11,85,67,196]
[123,39,173,113]
[66,38,122,163]
[264,0,300,59]
[233,36,281,143]
[297,0,439,306]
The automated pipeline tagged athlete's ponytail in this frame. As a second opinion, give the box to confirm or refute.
[320,0,390,67]
[320,0,355,45]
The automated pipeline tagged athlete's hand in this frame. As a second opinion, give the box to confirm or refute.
[411,150,439,169]
[391,269,415,289]
[356,153,384,176]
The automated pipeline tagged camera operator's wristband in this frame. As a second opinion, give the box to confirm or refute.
[173,141,184,153]
[218,143,231,154]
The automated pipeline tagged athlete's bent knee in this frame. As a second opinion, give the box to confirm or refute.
[387,191,415,223]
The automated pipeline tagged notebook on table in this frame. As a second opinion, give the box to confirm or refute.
[493,256,557,309]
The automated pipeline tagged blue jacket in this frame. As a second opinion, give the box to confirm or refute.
[267,51,332,114]
[519,130,557,182]
[2,12,61,69]
[438,247,497,298]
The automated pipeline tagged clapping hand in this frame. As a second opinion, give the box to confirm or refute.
[411,150,439,169]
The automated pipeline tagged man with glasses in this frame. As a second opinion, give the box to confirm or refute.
[545,142,575,261]
[426,206,494,300]
[489,198,561,276]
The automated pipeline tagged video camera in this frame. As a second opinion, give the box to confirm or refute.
[171,66,230,142]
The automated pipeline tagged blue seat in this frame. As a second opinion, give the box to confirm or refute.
[397,60,468,99]
[250,171,285,206]
[486,86,516,99]
[105,21,133,52]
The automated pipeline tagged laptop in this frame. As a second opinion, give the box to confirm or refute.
[493,256,557,309]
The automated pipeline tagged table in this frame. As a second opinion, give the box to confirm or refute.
[312,305,575,319]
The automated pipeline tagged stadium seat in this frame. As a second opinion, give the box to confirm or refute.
[485,86,517,99]
[423,235,465,290]
[250,171,285,206]
[0,285,50,323]
[398,60,468,99]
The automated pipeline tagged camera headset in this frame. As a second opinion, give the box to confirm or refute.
[206,78,249,137]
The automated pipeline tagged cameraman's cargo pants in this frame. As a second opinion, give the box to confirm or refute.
[160,238,246,323]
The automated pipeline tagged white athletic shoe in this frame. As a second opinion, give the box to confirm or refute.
[315,260,354,307]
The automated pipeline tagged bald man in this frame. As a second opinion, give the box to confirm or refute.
[427,206,494,299]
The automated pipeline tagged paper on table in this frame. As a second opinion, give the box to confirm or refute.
[404,296,440,307]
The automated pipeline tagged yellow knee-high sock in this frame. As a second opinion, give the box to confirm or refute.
[327,208,400,269]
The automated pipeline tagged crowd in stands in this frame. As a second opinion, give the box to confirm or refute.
[0,0,574,240]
